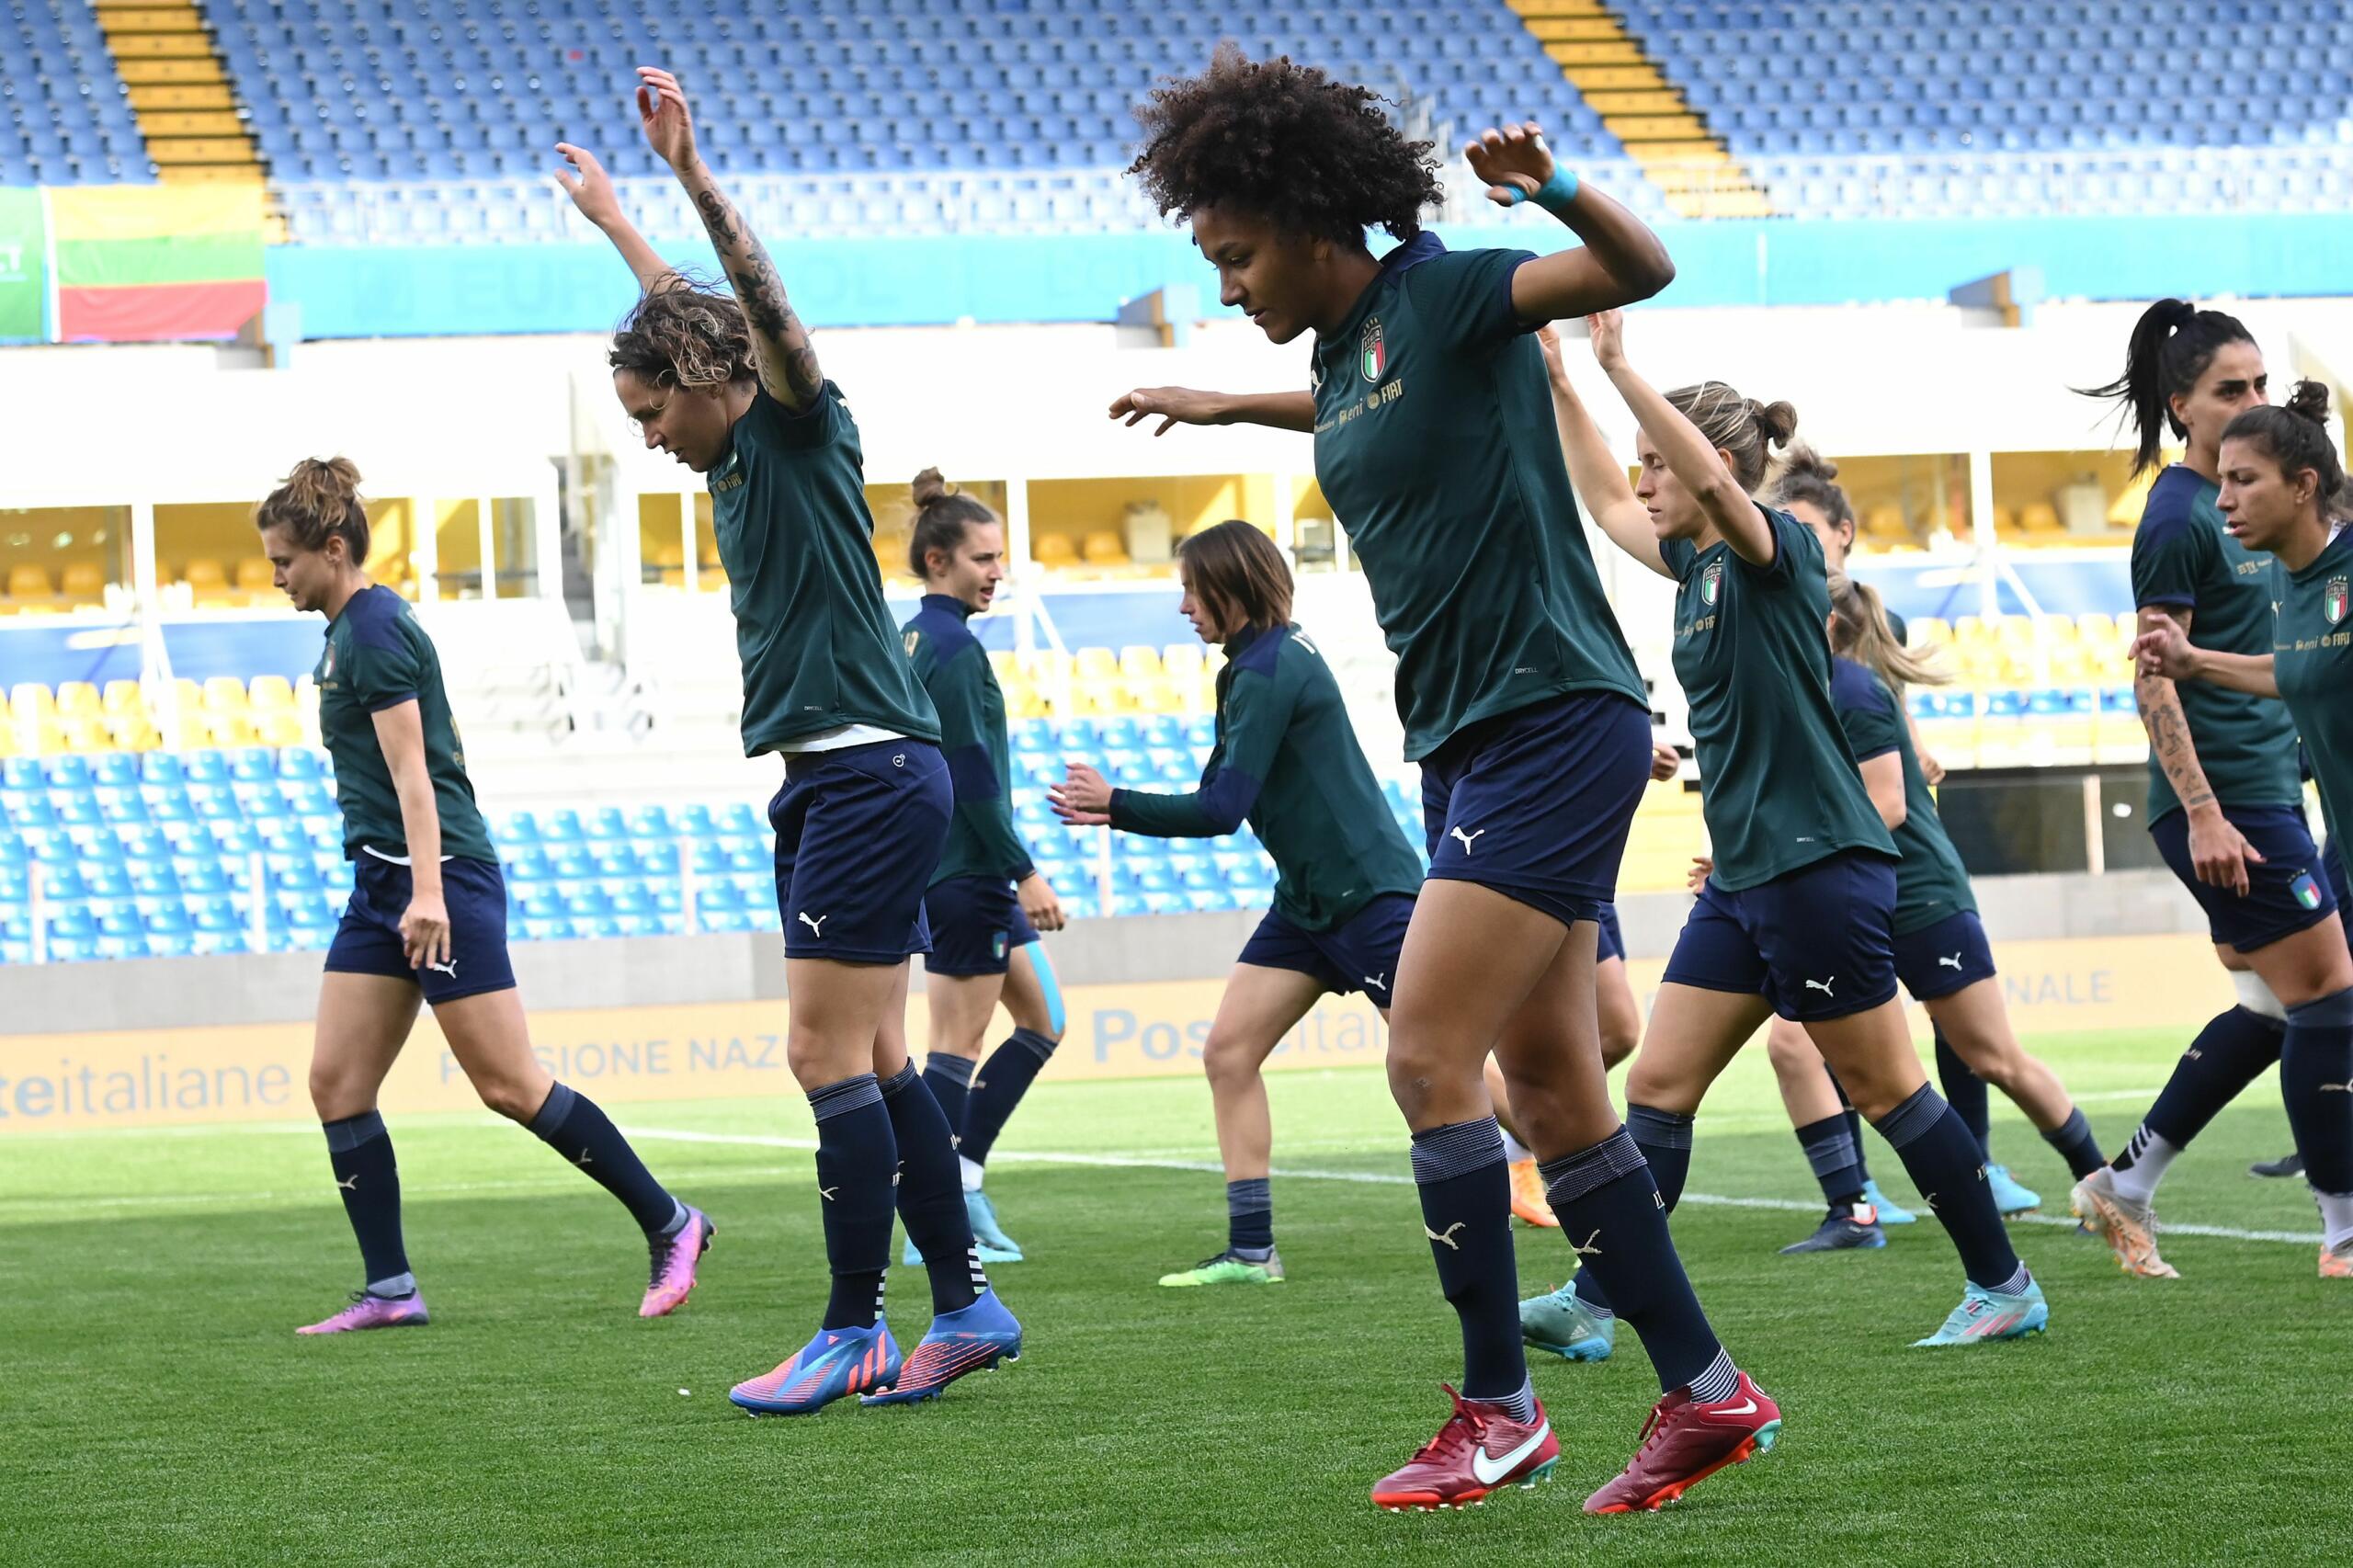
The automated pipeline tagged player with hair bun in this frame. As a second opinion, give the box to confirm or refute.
[900,468,1068,1266]
[258,458,710,1335]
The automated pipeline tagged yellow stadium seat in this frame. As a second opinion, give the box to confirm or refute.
[55,681,102,719]
[208,713,258,747]
[1910,617,1953,646]
[1081,530,1131,566]
[58,714,106,753]
[6,563,54,600]
[60,562,106,602]
[0,721,15,757]
[107,713,162,751]
[2019,502,2064,535]
[203,676,251,714]
[234,557,276,592]
[1033,534,1077,568]
[645,537,687,569]
[1163,643,1204,677]
[181,558,227,590]
[9,682,56,720]
[1074,647,1120,681]
[1864,504,1911,541]
[1120,645,1165,678]
[250,675,297,711]
[255,712,306,748]
[101,679,143,715]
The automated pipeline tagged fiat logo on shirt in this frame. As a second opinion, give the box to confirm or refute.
[1360,317,1386,384]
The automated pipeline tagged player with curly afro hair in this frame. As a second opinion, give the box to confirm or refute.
[1112,47,1773,1517]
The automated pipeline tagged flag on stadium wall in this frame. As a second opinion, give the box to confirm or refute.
[0,187,46,342]
[46,185,266,344]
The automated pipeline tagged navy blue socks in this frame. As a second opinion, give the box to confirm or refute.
[880,1062,985,1315]
[323,1111,412,1296]
[1226,1177,1274,1256]
[1544,1125,1725,1394]
[527,1081,685,1235]
[2041,1107,2106,1181]
[1935,1028,1993,1155]
[1873,1083,2024,1290]
[1410,1118,1527,1411]
[922,1051,975,1149]
[960,1028,1057,1167]
[2281,987,2353,1224]
[809,1074,895,1330]
[1794,1111,1869,1209]
[2140,1005,2288,1151]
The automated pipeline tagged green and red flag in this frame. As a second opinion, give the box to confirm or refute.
[50,185,266,344]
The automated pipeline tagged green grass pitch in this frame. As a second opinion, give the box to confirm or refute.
[6,1027,2347,1565]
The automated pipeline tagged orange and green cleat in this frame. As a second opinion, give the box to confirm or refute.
[2070,1168,2178,1278]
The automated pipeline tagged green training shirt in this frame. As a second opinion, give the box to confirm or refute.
[710,384,938,755]
[1308,233,1646,762]
[2131,464,2302,819]
[2272,530,2353,855]
[904,593,1032,886]
[1663,509,1895,891]
[1828,654,1977,935]
[1109,623,1424,931]
[313,584,496,864]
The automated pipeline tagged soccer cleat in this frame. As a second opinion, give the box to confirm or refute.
[2070,1168,2179,1278]
[1519,1284,1615,1361]
[640,1207,713,1319]
[1583,1370,1780,1514]
[1862,1179,1915,1224]
[904,1234,1020,1267]
[296,1289,430,1335]
[2322,1240,2353,1279]
[2252,1151,2306,1179]
[860,1289,1022,1405]
[1911,1277,2049,1346]
[729,1321,901,1415]
[1370,1384,1559,1512]
[1508,1158,1561,1229]
[1778,1202,1886,1255]
[1158,1249,1285,1287]
[964,1189,1025,1261]
[1985,1164,2040,1215]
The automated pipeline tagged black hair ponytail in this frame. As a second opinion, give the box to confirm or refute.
[2222,380,2353,521]
[2077,298,2255,476]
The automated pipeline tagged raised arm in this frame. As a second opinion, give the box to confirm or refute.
[634,66,822,410]
[554,142,672,292]
[1540,317,1668,578]
[1463,121,1676,322]
[1110,387,1317,437]
[1590,311,1777,565]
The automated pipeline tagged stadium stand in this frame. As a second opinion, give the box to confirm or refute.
[2,3,148,186]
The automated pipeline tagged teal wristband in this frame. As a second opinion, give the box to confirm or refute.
[1506,167,1580,215]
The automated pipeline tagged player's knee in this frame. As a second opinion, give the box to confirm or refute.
[472,1074,541,1123]
[1764,1026,1818,1075]
[1597,1016,1640,1072]
[1201,1033,1260,1091]
[308,1064,360,1119]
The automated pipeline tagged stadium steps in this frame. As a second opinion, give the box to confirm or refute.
[1507,0,1772,218]
[95,0,281,226]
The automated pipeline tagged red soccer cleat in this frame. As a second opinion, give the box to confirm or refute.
[1584,1369,1781,1513]
[1371,1384,1560,1513]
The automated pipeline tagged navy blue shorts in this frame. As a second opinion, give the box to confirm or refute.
[324,854,516,1005]
[2150,804,2336,953]
[770,740,951,964]
[1596,903,1626,964]
[1662,850,1901,1021]
[1892,908,1997,1002]
[925,873,1040,977]
[1421,691,1653,928]
[1237,892,1415,1009]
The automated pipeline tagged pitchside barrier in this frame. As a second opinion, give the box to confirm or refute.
[0,869,2223,1133]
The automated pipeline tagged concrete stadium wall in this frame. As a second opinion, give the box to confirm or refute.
[0,869,2235,1134]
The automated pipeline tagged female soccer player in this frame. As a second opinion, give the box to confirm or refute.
[2071,301,2341,1278]
[899,468,1069,1264]
[1118,47,1777,1514]
[1051,521,1423,1288]
[1526,308,2045,1348]
[2131,383,2353,1278]
[562,70,1017,1411]
[261,458,710,1334]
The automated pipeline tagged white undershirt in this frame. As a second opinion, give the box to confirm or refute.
[779,723,908,754]
[361,846,454,867]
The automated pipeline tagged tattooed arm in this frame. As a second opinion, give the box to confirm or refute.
[633,65,823,411]
[2135,605,2262,896]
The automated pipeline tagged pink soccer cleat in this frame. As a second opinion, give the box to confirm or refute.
[296,1290,430,1335]
[642,1207,714,1319]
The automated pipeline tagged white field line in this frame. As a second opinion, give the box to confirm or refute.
[620,1127,2325,1248]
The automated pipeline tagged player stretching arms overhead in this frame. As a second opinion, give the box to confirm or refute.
[1116,47,1778,1515]
[1050,521,1423,1289]
[560,69,1018,1411]
[261,459,710,1335]
[1530,308,2046,1347]
[899,469,1070,1265]
[2131,383,2353,1279]
[2072,301,2343,1277]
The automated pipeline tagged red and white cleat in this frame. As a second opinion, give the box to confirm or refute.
[1371,1384,1559,1513]
[1585,1369,1780,1514]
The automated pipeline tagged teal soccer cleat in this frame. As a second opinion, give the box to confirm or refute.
[964,1189,1025,1259]
[1912,1277,2049,1346]
[1519,1284,1615,1361]
[1984,1165,2040,1215]
[1862,1178,1916,1224]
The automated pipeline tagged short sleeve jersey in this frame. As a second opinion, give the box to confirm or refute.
[1110,624,1424,932]
[1828,655,1977,934]
[710,384,939,755]
[2130,464,2301,818]
[1662,509,1895,891]
[1309,234,1645,762]
[904,593,1032,887]
[313,585,496,864]
[2272,530,2353,850]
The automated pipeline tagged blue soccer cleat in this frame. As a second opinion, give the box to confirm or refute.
[1518,1283,1615,1361]
[861,1289,1023,1405]
[1984,1164,2040,1215]
[964,1189,1025,1260]
[1911,1276,2049,1346]
[1862,1179,1916,1225]
[730,1320,901,1415]
[1779,1202,1887,1255]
